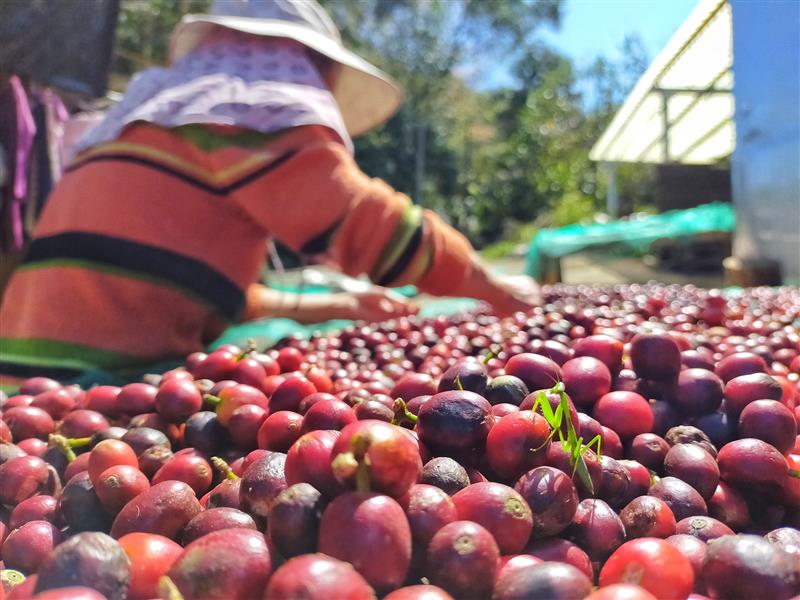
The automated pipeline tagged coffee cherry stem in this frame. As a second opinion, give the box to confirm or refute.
[392,399,418,426]
[331,451,372,493]
[650,471,660,486]
[48,434,77,462]
[210,456,240,481]
[331,434,375,493]
[0,568,26,591]
[159,575,185,600]
[350,434,373,493]
[355,457,371,493]
[203,394,222,407]
[67,436,93,448]
[480,344,502,365]
[236,340,258,361]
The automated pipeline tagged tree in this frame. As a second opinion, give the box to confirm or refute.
[318,0,562,211]
[113,0,211,79]
[582,35,652,215]
[462,35,651,242]
[466,51,596,240]
[583,35,648,119]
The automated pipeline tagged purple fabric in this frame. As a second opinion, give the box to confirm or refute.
[77,30,352,153]
[9,75,36,249]
[40,87,69,182]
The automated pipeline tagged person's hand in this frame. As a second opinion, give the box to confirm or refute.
[480,272,540,316]
[244,284,418,324]
[450,256,540,316]
[345,288,419,323]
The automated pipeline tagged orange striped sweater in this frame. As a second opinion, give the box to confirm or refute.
[0,123,474,390]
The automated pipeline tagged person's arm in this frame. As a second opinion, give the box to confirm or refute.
[244,284,418,324]
[445,255,541,316]
[231,134,538,316]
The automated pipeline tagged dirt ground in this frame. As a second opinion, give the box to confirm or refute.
[491,249,726,288]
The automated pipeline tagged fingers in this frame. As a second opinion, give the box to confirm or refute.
[376,296,418,318]
[352,290,418,323]
[490,298,532,318]
[498,275,541,308]
[358,287,419,317]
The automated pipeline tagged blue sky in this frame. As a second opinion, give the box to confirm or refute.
[471,0,697,90]
[543,0,697,66]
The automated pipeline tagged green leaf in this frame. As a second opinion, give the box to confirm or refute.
[481,344,502,365]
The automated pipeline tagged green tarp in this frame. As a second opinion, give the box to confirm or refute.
[525,202,735,278]
[210,296,480,350]
[67,294,479,389]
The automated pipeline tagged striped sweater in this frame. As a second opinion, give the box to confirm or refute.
[0,123,474,390]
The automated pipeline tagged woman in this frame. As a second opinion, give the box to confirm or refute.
[0,0,538,391]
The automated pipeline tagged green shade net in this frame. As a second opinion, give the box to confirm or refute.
[525,202,735,278]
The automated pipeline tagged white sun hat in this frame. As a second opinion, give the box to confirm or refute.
[169,0,403,136]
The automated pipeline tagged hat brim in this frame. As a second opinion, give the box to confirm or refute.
[170,15,403,137]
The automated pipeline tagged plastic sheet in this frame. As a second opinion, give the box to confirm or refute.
[525,202,735,278]
[67,293,480,389]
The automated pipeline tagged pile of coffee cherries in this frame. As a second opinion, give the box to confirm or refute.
[1,283,798,600]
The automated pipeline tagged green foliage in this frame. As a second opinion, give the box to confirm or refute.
[480,222,539,261]
[317,0,564,237]
[461,51,608,243]
[114,0,212,77]
[551,192,597,227]
[480,239,520,261]
[584,36,650,118]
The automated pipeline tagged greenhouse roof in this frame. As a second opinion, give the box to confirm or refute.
[589,0,734,165]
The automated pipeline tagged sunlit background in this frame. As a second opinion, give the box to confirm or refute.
[2,0,798,288]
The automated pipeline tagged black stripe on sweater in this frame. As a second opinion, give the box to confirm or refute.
[23,232,245,321]
[377,222,425,286]
[0,361,85,380]
[67,150,297,196]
